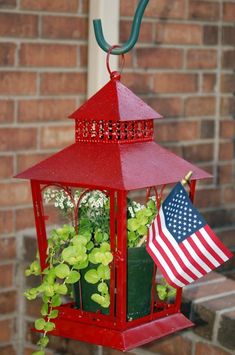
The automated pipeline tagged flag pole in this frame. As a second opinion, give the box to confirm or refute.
[137,171,193,248]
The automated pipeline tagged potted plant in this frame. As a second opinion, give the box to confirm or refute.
[24,188,173,355]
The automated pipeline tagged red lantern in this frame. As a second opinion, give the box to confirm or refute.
[16,70,210,351]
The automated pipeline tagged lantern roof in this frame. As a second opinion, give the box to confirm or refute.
[16,141,211,191]
[69,77,162,122]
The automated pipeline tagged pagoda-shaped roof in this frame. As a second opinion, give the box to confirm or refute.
[16,141,211,190]
[69,77,162,122]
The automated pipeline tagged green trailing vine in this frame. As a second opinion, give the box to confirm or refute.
[24,188,173,354]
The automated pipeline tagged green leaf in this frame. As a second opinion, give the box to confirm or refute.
[66,270,80,284]
[97,265,110,280]
[100,242,110,252]
[25,269,31,277]
[35,318,46,331]
[54,264,70,279]
[40,303,48,316]
[94,230,103,243]
[101,251,113,266]
[44,285,54,297]
[54,283,68,295]
[84,269,100,284]
[98,282,108,294]
[49,309,59,319]
[37,335,49,347]
[101,294,110,308]
[137,225,148,236]
[91,293,104,305]
[127,218,140,232]
[157,285,167,301]
[51,294,62,307]
[32,351,45,355]
[44,321,55,332]
[86,241,94,251]
[74,259,88,270]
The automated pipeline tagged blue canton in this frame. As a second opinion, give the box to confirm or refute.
[162,183,206,243]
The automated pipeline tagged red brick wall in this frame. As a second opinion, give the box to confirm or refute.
[0,0,234,353]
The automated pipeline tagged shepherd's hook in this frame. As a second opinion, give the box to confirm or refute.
[93,0,149,55]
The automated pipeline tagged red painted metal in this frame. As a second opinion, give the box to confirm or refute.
[16,74,212,350]
[46,311,193,351]
[69,76,162,122]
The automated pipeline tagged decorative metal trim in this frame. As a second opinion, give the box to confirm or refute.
[75,119,153,143]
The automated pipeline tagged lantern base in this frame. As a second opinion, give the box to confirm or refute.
[45,312,193,351]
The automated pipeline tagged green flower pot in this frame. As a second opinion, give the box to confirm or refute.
[74,247,154,320]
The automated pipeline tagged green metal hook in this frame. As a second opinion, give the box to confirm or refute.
[93,0,149,55]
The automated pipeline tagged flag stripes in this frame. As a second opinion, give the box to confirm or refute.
[147,206,232,288]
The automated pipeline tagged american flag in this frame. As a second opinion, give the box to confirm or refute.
[146,182,233,288]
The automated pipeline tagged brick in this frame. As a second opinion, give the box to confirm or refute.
[0,0,16,8]
[218,310,235,350]
[203,25,218,45]
[18,99,76,123]
[24,236,37,263]
[120,0,137,16]
[80,45,88,67]
[218,164,233,184]
[26,298,42,318]
[120,20,154,43]
[0,127,37,151]
[195,341,231,355]
[136,48,183,69]
[42,16,88,40]
[0,43,15,66]
[203,208,235,229]
[17,152,51,172]
[202,74,216,93]
[221,74,235,93]
[0,13,38,38]
[223,50,235,69]
[145,0,185,19]
[182,143,214,163]
[220,120,235,139]
[0,182,32,207]
[189,1,219,21]
[156,23,202,45]
[0,72,37,95]
[40,72,87,95]
[223,2,235,22]
[0,210,14,235]
[0,346,16,355]
[0,100,14,123]
[19,43,77,68]
[218,228,235,248]
[0,237,16,259]
[0,319,12,342]
[222,26,235,46]
[195,188,221,208]
[21,0,78,12]
[155,121,199,143]
[201,120,215,139]
[185,97,216,117]
[0,290,17,313]
[0,155,14,179]
[219,142,233,161]
[0,264,14,287]
[220,97,235,117]
[144,334,192,355]
[40,125,74,149]
[223,188,235,204]
[154,74,198,93]
[121,73,152,94]
[146,97,183,118]
[187,49,217,69]
[15,207,36,231]
[183,279,235,303]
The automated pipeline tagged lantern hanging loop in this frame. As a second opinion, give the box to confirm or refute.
[93,0,149,55]
[106,45,125,79]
